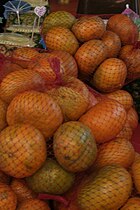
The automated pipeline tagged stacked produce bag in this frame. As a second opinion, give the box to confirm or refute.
[0,8,140,210]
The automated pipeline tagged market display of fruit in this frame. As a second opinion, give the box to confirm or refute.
[0,9,140,210]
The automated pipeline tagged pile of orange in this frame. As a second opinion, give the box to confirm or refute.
[0,10,139,210]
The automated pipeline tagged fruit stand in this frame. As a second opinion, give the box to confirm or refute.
[0,1,140,210]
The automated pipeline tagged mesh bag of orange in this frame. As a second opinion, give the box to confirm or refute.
[0,47,139,210]
[0,11,140,210]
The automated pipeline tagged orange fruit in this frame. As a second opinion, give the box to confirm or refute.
[0,124,47,178]
[128,152,140,179]
[29,54,59,83]
[131,155,140,193]
[41,10,76,35]
[120,197,140,209]
[101,30,121,58]
[75,39,108,76]
[119,45,140,68]
[0,183,17,210]
[105,90,134,110]
[47,86,88,121]
[8,63,23,71]
[117,119,133,141]
[44,27,79,55]
[7,91,63,138]
[0,98,7,132]
[42,50,78,78]
[30,52,78,86]
[106,14,139,45]
[127,107,139,131]
[119,44,140,80]
[0,69,45,104]
[0,61,23,83]
[44,76,89,107]
[93,137,135,169]
[134,152,140,161]
[53,121,97,172]
[61,76,89,101]
[12,47,39,68]
[11,178,36,203]
[127,64,140,80]
[92,58,127,92]
[71,16,105,42]
[77,165,132,210]
[79,98,127,143]
[17,198,50,210]
[26,158,75,195]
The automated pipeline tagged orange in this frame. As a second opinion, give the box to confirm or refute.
[131,155,140,193]
[93,137,135,169]
[101,30,121,58]
[17,198,50,210]
[7,91,63,138]
[72,16,105,42]
[0,98,7,132]
[11,178,36,203]
[127,64,140,80]
[92,58,127,92]
[53,121,97,172]
[44,27,79,55]
[117,119,133,141]
[47,86,88,121]
[29,54,58,83]
[0,183,17,210]
[127,107,139,131]
[0,61,23,83]
[30,52,78,86]
[77,165,132,210]
[106,14,139,45]
[12,47,39,68]
[120,197,140,209]
[61,76,89,102]
[79,98,127,143]
[75,39,108,76]
[134,152,140,161]
[0,124,47,178]
[105,90,134,110]
[26,158,75,195]
[0,69,45,104]
[119,45,140,68]
[43,50,78,78]
[119,44,140,80]
[41,10,76,35]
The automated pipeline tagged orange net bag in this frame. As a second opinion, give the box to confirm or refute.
[0,44,139,210]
